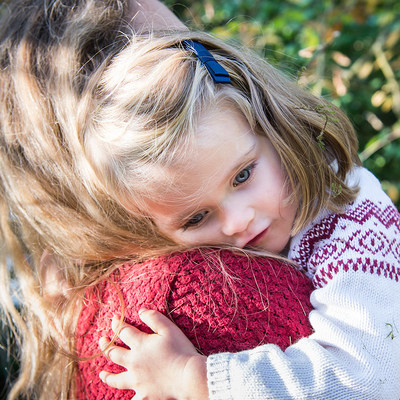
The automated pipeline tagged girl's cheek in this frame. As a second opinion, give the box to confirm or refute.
[182,222,219,246]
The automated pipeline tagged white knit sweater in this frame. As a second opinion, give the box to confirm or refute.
[207,167,400,399]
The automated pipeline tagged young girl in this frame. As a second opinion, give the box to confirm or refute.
[87,17,400,400]
[1,1,399,400]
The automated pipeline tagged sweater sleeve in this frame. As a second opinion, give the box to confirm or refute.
[207,168,400,399]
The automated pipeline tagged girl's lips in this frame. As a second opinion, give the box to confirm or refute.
[246,227,269,247]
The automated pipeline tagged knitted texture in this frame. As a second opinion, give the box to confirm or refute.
[75,249,313,399]
[291,198,400,287]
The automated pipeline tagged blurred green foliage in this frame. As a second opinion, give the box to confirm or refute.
[166,0,400,208]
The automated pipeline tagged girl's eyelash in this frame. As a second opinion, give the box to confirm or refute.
[233,162,257,187]
[182,210,209,231]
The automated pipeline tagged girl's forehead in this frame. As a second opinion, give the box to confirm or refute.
[151,108,254,177]
[138,107,259,211]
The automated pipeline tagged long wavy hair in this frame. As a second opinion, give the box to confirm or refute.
[0,0,360,398]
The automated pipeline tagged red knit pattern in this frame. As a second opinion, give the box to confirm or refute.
[75,249,313,399]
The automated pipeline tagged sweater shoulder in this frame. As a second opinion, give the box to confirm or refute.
[289,167,400,280]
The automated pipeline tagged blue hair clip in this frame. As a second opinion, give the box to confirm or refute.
[182,40,231,84]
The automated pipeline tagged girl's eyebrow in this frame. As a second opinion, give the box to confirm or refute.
[171,141,257,227]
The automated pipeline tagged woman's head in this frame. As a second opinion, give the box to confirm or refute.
[0,0,182,272]
[0,2,185,399]
[83,31,361,254]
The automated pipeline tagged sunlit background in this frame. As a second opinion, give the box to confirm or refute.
[166,0,400,209]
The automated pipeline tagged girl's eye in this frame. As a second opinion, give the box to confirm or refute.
[233,163,255,187]
[183,211,209,230]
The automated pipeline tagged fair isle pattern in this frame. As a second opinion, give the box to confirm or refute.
[291,195,400,289]
[313,257,400,288]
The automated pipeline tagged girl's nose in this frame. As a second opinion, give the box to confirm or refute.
[221,205,255,237]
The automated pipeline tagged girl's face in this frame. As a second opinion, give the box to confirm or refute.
[143,107,298,254]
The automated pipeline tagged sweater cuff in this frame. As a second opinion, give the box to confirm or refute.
[207,354,232,400]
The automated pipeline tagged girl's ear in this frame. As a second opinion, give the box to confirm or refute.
[40,249,70,299]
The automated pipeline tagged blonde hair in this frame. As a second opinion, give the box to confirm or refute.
[0,1,178,399]
[0,1,360,399]
[86,31,361,233]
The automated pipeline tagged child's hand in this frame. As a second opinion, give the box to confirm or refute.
[99,309,209,400]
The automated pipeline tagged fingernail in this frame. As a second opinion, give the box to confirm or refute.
[99,371,106,382]
[99,336,108,350]
[111,315,120,331]
[138,308,147,316]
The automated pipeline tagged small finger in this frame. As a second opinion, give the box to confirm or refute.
[99,370,133,390]
[99,336,110,352]
[99,337,131,365]
[138,308,178,335]
[131,390,144,400]
[111,316,145,348]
